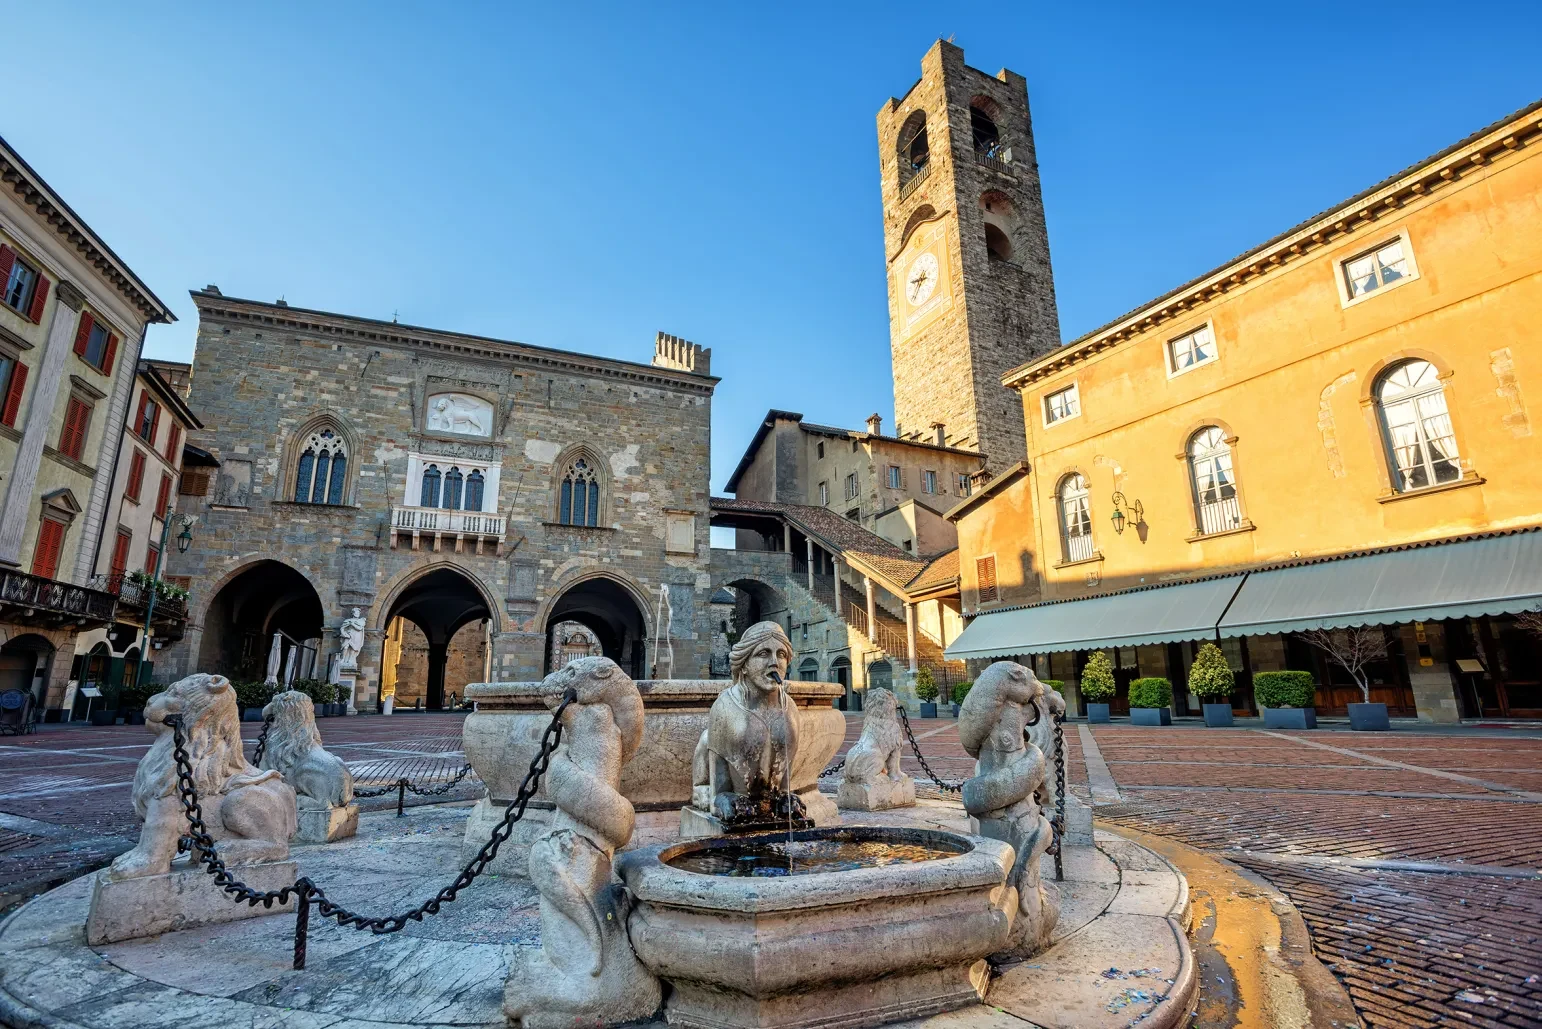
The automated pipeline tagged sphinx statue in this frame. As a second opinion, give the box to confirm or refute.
[957,661,1060,957]
[682,621,812,837]
[837,687,916,811]
[505,657,661,1028]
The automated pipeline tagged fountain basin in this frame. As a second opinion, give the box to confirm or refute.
[616,826,1017,1029]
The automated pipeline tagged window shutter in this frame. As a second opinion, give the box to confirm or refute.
[0,362,27,427]
[148,401,160,444]
[179,469,209,496]
[156,473,173,514]
[31,520,64,580]
[111,530,131,579]
[60,399,88,460]
[976,556,998,604]
[126,450,146,501]
[134,392,149,435]
[144,544,160,575]
[74,313,94,357]
[165,423,182,462]
[102,332,119,375]
[27,275,48,323]
[0,246,14,284]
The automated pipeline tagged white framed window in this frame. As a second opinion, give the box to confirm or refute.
[1056,473,1094,562]
[1166,324,1217,377]
[1338,232,1419,307]
[1375,359,1461,492]
[1187,427,1241,535]
[956,472,972,497]
[886,465,902,489]
[818,481,829,506]
[1043,384,1080,426]
[922,469,937,494]
[845,473,858,500]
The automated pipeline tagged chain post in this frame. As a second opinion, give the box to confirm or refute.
[293,881,311,970]
[396,779,406,817]
[896,704,963,792]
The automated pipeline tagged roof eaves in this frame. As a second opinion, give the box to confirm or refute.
[945,461,1029,521]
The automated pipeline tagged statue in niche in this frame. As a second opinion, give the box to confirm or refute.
[958,661,1060,957]
[426,393,492,436]
[504,657,661,1028]
[338,608,366,669]
[688,621,810,833]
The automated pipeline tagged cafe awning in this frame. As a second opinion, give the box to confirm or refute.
[943,574,1246,661]
[1218,530,1542,637]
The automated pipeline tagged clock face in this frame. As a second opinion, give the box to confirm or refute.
[905,252,939,306]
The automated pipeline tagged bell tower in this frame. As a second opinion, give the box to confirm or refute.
[878,40,1061,471]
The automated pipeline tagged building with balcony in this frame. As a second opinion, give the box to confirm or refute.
[0,136,174,721]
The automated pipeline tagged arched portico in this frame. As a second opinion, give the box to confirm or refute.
[542,574,652,678]
[196,560,325,681]
[380,565,494,710]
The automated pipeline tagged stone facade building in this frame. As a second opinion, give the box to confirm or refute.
[159,291,716,709]
[878,40,1061,472]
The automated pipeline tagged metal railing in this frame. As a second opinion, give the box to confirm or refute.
[89,573,187,619]
[1064,531,1095,563]
[391,506,506,537]
[898,160,931,201]
[974,146,1012,173]
[1196,495,1243,536]
[1,569,115,622]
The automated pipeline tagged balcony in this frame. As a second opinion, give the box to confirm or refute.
[898,159,931,202]
[0,569,116,628]
[390,506,506,554]
[974,145,1013,174]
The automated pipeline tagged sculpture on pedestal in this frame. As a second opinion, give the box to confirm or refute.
[837,687,916,811]
[260,690,358,842]
[684,621,810,836]
[957,661,1060,956]
[505,657,661,1028]
[338,608,366,669]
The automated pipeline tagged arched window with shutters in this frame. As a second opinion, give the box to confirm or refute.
[1056,473,1094,563]
[443,467,464,510]
[1375,359,1462,492]
[291,426,349,505]
[420,464,441,507]
[1188,427,1242,535]
[465,470,485,512]
[558,457,601,527]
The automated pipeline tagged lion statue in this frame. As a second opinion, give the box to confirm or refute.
[957,660,1060,955]
[109,673,297,881]
[260,690,354,810]
[837,687,915,812]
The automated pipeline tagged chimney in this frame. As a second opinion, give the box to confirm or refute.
[652,331,711,376]
[865,413,883,436]
[931,422,947,447]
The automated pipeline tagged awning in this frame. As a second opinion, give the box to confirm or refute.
[1218,531,1542,637]
[944,574,1245,661]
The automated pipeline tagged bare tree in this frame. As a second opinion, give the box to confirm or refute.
[1296,626,1389,703]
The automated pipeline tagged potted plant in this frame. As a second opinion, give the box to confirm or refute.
[118,683,158,725]
[1188,642,1237,727]
[914,667,940,717]
[90,683,119,726]
[234,680,274,722]
[1080,651,1115,723]
[1254,671,1318,729]
[1128,677,1173,726]
[295,678,335,715]
[1297,627,1391,730]
[950,680,973,717]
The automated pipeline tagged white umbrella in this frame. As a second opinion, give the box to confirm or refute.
[263,633,282,686]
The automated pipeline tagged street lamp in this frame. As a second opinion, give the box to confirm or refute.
[136,506,194,690]
[1110,491,1143,536]
[177,521,193,554]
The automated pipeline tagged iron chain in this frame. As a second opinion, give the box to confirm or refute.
[353,764,474,800]
[251,715,273,767]
[896,704,963,793]
[166,686,574,970]
[1051,713,1066,881]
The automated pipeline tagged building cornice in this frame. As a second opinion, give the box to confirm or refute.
[1003,98,1542,389]
[945,460,1029,522]
[189,292,720,397]
[0,138,174,324]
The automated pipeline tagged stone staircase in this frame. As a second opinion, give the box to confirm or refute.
[837,581,967,687]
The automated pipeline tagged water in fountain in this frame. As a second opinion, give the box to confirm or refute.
[651,584,674,680]
[664,826,970,878]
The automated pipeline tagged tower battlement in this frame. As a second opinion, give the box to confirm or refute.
[652,331,711,376]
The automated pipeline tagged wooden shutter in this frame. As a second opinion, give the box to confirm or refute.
[0,246,13,285]
[27,275,48,323]
[74,313,94,358]
[155,473,173,514]
[60,398,90,460]
[178,469,209,496]
[102,332,119,375]
[110,529,131,579]
[0,362,27,427]
[144,544,160,575]
[976,555,998,604]
[134,392,150,438]
[126,450,146,501]
[148,401,160,444]
[164,423,182,462]
[31,519,64,580]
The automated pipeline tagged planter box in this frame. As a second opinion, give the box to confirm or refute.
[89,710,116,727]
[950,703,961,718]
[124,712,146,726]
[919,703,938,718]
[241,707,266,722]
[1086,702,1111,723]
[1262,707,1317,729]
[1347,702,1390,731]
[1130,707,1171,726]
[1202,703,1234,727]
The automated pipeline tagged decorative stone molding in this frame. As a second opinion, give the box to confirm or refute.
[53,279,86,312]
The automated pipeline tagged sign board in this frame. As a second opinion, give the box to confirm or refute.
[1455,659,1485,674]
[79,686,102,698]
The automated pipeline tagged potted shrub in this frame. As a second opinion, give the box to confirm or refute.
[950,680,973,718]
[235,680,274,722]
[295,678,335,715]
[118,683,158,725]
[1128,677,1173,726]
[1188,642,1237,727]
[1080,651,1115,723]
[1298,627,1391,731]
[914,667,939,718]
[1254,671,1318,729]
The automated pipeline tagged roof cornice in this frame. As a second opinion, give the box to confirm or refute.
[189,292,719,396]
[1003,98,1542,389]
[946,460,1029,521]
[0,138,174,324]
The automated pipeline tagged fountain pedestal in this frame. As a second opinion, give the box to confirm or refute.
[85,861,297,945]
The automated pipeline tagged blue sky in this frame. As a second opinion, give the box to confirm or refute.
[11,2,1540,492]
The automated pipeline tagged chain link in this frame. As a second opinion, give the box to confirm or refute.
[820,757,846,779]
[251,715,273,767]
[165,686,574,970]
[352,763,474,800]
[896,705,963,793]
[1051,713,1066,881]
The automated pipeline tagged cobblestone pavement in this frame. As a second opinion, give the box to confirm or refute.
[0,713,477,912]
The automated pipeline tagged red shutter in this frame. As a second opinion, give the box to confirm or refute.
[164,423,182,462]
[74,313,93,357]
[26,275,48,323]
[148,402,161,445]
[133,392,149,438]
[155,473,172,515]
[110,529,131,583]
[60,399,88,460]
[144,544,160,576]
[0,246,14,285]
[0,362,26,427]
[102,332,119,375]
[126,450,146,501]
[31,520,64,580]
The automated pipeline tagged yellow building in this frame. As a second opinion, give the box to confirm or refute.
[947,98,1542,723]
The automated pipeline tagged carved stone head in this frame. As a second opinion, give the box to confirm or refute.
[728,621,792,696]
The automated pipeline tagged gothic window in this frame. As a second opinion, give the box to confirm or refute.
[1057,473,1094,563]
[1376,359,1461,492]
[1188,427,1241,535]
[420,464,441,507]
[293,428,348,505]
[558,458,600,527]
[465,470,485,512]
[444,467,464,510]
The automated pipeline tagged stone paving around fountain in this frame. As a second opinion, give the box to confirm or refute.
[0,795,1195,1029]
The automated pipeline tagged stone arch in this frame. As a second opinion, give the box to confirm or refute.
[373,560,503,636]
[980,190,1018,263]
[194,559,326,681]
[896,109,929,185]
[279,412,361,507]
[900,204,940,249]
[540,571,653,679]
[0,633,54,713]
[378,563,497,709]
[712,576,790,632]
[969,96,1007,158]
